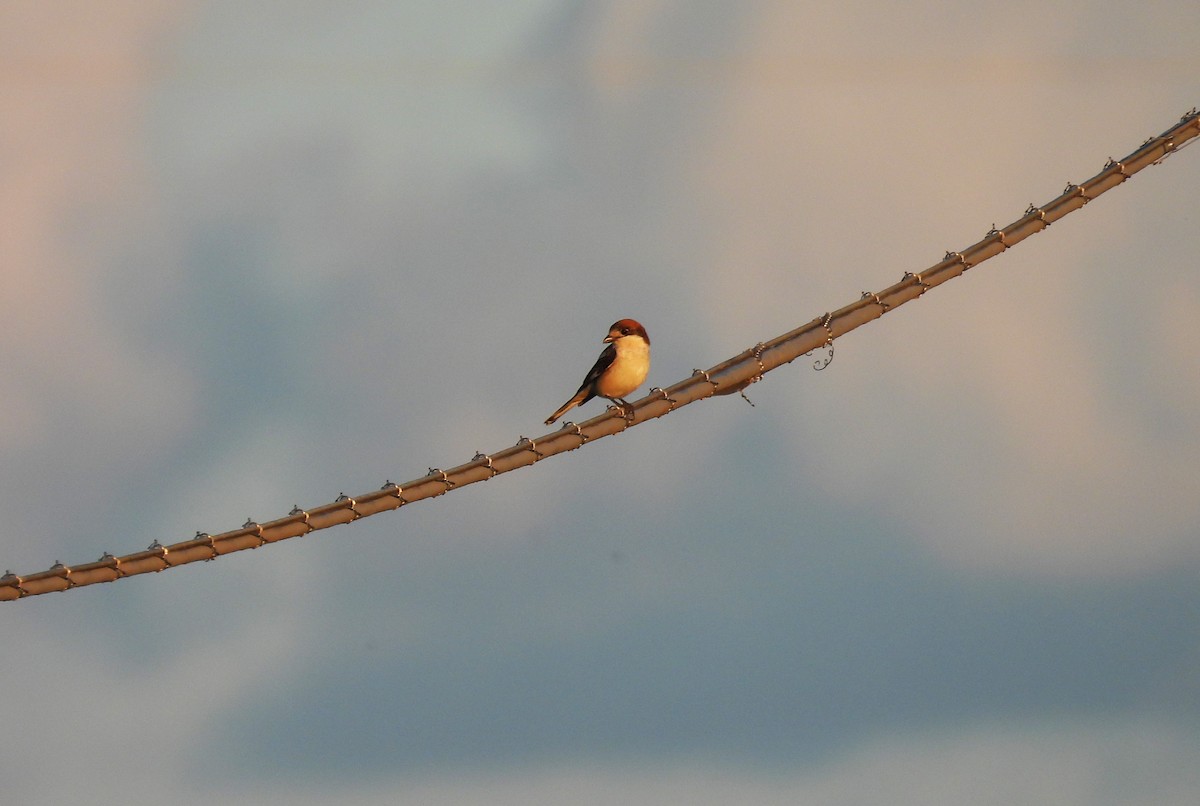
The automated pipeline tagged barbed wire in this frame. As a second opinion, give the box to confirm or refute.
[2,108,1196,602]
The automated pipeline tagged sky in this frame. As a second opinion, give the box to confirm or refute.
[2,1,1199,803]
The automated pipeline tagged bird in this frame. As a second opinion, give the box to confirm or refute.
[545,318,651,426]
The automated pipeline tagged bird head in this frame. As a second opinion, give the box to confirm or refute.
[603,318,650,345]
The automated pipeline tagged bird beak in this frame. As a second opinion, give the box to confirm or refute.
[602,334,614,343]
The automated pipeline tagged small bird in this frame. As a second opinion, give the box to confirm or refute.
[545,318,651,426]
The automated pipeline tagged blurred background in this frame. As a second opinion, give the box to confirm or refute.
[2,2,1198,803]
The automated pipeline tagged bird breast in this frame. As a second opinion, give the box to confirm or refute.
[595,336,650,399]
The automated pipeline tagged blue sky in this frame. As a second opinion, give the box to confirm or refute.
[3,2,1199,803]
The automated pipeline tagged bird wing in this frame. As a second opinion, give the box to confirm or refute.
[573,342,617,404]
[544,343,619,425]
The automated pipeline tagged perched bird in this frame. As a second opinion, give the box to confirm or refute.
[545,318,651,426]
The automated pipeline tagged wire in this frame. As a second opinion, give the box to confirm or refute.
[3,108,1197,601]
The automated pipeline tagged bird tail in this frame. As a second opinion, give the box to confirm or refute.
[545,387,591,426]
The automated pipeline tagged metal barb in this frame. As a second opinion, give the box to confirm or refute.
[751,342,767,381]
[1025,203,1050,225]
[1152,135,1184,165]
[51,561,76,588]
[148,540,170,566]
[516,437,544,460]
[1105,157,1131,179]
[862,290,891,312]
[336,494,363,518]
[2,572,28,597]
[805,313,836,370]
[99,553,127,577]
[380,480,408,504]
[565,423,590,444]
[241,520,266,547]
[288,507,314,532]
[943,251,968,268]
[48,561,71,588]
[650,387,679,412]
[473,452,499,477]
[809,343,835,371]
[195,532,218,560]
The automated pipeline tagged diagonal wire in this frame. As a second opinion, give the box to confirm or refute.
[3,108,1197,601]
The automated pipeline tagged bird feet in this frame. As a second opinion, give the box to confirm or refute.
[613,399,635,422]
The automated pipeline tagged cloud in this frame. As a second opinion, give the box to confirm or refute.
[3,5,1199,806]
[0,0,198,565]
[179,718,1200,805]
[664,2,1200,576]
